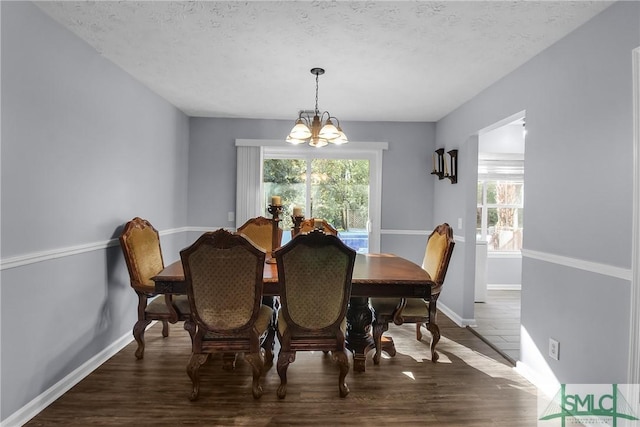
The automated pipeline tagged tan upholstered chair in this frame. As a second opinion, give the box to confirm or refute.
[119,217,190,359]
[237,216,282,258]
[294,218,338,237]
[180,229,272,400]
[273,229,356,398]
[370,223,455,363]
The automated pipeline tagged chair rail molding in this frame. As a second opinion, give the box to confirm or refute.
[521,249,632,282]
[380,229,430,235]
[0,227,192,270]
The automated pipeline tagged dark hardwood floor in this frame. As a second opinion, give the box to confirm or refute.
[25,312,538,426]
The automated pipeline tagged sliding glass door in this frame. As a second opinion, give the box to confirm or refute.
[263,148,379,253]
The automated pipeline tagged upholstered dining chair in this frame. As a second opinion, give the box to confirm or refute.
[237,216,282,259]
[294,218,338,237]
[370,223,455,363]
[236,216,282,364]
[180,229,272,401]
[119,217,191,359]
[273,229,356,398]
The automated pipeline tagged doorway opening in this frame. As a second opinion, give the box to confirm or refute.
[471,113,526,364]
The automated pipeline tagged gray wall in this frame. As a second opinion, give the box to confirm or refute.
[487,256,522,286]
[434,1,639,384]
[188,118,436,265]
[1,2,189,421]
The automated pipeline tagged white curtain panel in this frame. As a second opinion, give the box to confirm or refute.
[235,145,263,229]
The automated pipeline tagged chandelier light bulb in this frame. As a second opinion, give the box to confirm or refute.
[286,135,306,145]
[289,119,312,140]
[332,127,349,145]
[309,137,329,148]
[319,118,340,140]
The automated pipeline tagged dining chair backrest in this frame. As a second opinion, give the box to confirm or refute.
[421,223,455,291]
[120,216,164,293]
[181,229,266,333]
[275,229,355,332]
[296,218,338,237]
[237,216,282,256]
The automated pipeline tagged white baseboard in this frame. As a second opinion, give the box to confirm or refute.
[1,328,138,427]
[487,284,521,291]
[437,302,476,327]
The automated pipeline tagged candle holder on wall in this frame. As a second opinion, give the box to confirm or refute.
[446,149,458,184]
[431,148,458,184]
[431,148,445,180]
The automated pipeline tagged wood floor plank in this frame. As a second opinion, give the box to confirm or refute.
[24,312,537,426]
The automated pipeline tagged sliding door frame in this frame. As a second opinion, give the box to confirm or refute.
[236,139,387,253]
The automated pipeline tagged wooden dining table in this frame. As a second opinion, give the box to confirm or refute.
[153,253,432,372]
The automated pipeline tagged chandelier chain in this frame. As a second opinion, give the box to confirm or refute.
[315,72,319,114]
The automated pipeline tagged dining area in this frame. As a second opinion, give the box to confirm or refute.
[118,206,455,402]
[21,210,539,425]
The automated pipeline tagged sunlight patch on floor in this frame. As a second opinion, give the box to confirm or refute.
[402,371,416,380]
[382,323,536,393]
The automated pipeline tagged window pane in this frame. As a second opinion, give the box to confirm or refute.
[518,208,524,228]
[263,159,306,229]
[486,182,497,204]
[495,181,523,205]
[487,207,523,251]
[310,159,369,231]
[311,159,370,253]
[263,157,370,254]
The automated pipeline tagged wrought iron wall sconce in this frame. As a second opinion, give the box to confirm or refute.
[431,148,445,180]
[431,148,458,184]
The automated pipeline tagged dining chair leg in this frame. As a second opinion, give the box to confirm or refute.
[161,319,169,337]
[416,323,423,341]
[334,349,350,398]
[132,319,152,359]
[276,351,295,399]
[245,351,265,399]
[186,353,208,401]
[428,296,440,362]
[428,323,441,362]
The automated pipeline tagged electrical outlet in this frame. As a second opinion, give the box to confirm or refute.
[228,211,235,222]
[549,338,560,360]
[457,218,463,229]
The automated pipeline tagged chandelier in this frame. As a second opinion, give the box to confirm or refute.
[286,68,348,147]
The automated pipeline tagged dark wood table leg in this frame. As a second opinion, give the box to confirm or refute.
[346,296,375,372]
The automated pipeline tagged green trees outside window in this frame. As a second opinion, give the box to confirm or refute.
[264,158,369,233]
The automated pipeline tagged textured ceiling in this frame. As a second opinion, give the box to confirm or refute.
[35,1,613,122]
